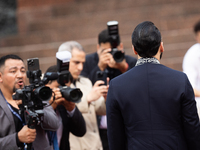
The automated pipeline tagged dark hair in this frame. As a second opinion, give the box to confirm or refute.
[46,65,57,73]
[45,65,73,83]
[194,20,200,34]
[98,29,120,46]
[45,65,57,84]
[0,54,23,69]
[132,21,161,58]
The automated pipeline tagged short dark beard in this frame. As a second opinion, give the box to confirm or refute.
[13,87,17,93]
[13,85,24,93]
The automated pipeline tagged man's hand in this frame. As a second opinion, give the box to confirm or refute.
[62,100,76,112]
[18,125,36,143]
[49,87,75,111]
[49,88,65,110]
[15,100,22,106]
[107,50,128,73]
[86,80,109,103]
[98,48,112,71]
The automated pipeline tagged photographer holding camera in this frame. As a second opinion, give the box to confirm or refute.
[81,21,137,85]
[45,65,86,150]
[0,54,59,150]
[58,41,108,150]
[81,21,137,150]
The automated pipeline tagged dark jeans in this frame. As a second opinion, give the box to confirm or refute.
[99,129,109,150]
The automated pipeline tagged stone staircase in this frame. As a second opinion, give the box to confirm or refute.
[0,0,200,73]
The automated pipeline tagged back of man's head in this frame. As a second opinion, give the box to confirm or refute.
[132,21,161,58]
[58,41,84,52]
[98,29,121,46]
[194,20,200,34]
[0,54,23,70]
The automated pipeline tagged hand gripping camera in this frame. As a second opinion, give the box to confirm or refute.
[107,21,125,62]
[56,51,83,103]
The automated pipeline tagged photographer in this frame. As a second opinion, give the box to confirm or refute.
[81,22,137,85]
[183,20,200,117]
[45,65,86,150]
[81,21,137,150]
[58,41,108,150]
[0,54,59,150]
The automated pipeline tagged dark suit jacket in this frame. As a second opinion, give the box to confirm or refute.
[57,105,86,150]
[81,52,137,85]
[106,62,200,150]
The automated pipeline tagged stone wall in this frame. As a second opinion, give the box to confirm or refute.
[0,0,200,73]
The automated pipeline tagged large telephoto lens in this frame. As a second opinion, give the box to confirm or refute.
[34,86,52,101]
[60,86,83,103]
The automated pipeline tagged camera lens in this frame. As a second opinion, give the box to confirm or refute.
[34,86,52,101]
[112,50,125,62]
[69,89,82,103]
[60,86,83,103]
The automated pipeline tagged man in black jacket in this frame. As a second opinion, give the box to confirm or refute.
[106,21,200,150]
[46,65,86,150]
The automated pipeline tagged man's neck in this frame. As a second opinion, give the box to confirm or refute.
[0,87,19,109]
[137,55,161,62]
[0,87,14,102]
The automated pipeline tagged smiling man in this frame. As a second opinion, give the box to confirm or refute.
[0,54,59,150]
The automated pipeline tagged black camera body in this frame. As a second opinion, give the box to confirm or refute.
[96,70,107,86]
[13,58,52,110]
[56,51,83,103]
[107,21,125,62]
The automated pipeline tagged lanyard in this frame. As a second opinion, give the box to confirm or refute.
[0,90,25,126]
[47,131,56,145]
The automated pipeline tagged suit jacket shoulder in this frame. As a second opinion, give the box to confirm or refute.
[0,94,18,150]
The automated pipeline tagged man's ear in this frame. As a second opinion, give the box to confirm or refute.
[97,44,101,55]
[97,44,100,50]
[160,42,164,53]
[0,72,3,83]
[132,45,138,55]
[119,42,124,51]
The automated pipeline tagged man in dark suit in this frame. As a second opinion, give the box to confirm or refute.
[45,65,86,150]
[81,26,137,150]
[106,21,200,150]
[0,54,59,150]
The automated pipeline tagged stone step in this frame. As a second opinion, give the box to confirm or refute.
[0,20,196,47]
[0,28,195,56]
[0,34,195,73]
[0,0,199,48]
[0,0,199,73]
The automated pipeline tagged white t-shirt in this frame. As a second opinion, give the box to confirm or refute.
[183,43,200,115]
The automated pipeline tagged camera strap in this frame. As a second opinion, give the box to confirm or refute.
[0,90,25,126]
